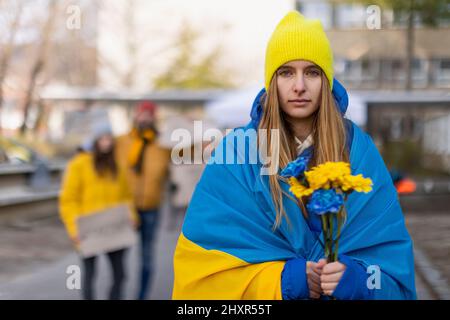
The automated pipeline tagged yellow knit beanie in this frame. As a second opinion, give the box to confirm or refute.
[265,11,333,90]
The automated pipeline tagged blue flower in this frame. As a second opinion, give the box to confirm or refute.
[306,189,344,215]
[280,155,310,178]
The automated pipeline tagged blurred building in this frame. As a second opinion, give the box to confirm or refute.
[353,91,450,174]
[294,0,450,174]
[296,0,450,90]
[2,0,449,174]
[423,113,450,173]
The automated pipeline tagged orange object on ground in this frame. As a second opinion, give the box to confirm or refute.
[395,178,417,194]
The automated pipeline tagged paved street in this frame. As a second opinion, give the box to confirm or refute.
[0,200,181,300]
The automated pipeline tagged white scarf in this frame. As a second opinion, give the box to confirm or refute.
[294,134,313,155]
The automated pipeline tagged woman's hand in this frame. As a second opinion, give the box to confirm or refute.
[129,217,139,230]
[71,235,80,249]
[321,261,347,296]
[306,259,326,299]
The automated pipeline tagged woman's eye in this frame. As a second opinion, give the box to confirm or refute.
[278,70,293,77]
[306,69,320,77]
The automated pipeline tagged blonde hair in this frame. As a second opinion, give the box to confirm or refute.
[258,72,349,229]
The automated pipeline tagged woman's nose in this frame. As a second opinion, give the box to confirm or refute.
[292,75,306,93]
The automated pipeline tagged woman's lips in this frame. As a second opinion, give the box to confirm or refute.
[288,99,311,107]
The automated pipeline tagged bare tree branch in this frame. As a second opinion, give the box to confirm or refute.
[20,0,59,135]
[0,0,25,132]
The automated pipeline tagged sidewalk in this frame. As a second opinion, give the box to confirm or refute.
[405,212,450,299]
[0,196,181,300]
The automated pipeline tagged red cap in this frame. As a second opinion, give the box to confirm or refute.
[136,101,157,116]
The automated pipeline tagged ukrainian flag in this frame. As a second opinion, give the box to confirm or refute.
[172,91,416,300]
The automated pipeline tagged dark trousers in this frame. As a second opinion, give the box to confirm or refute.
[81,248,127,300]
[137,208,159,300]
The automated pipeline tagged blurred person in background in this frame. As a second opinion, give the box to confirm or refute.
[59,122,138,300]
[116,101,171,300]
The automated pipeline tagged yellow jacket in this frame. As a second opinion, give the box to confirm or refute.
[115,132,171,210]
[59,153,137,239]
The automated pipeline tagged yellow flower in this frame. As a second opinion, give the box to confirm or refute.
[288,177,314,198]
[301,161,373,194]
[286,162,373,199]
[305,162,351,190]
[341,174,373,193]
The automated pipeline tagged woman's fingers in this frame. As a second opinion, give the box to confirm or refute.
[308,280,322,299]
[323,289,334,296]
[307,279,322,292]
[307,259,345,299]
[306,261,322,283]
[311,259,326,275]
[320,261,346,296]
[322,261,346,275]
[321,281,339,291]
[321,282,338,296]
[321,271,345,283]
[307,268,321,283]
[308,278,321,293]
[310,290,321,299]
[315,259,327,270]
[306,260,347,297]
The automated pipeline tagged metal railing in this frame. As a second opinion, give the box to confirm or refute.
[0,161,65,223]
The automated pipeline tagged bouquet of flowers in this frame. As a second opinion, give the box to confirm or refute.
[281,157,372,262]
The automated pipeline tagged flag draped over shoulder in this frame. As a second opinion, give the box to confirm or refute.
[172,90,416,300]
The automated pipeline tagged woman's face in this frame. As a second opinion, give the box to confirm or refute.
[96,134,114,153]
[276,60,322,120]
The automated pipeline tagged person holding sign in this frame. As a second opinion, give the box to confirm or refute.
[59,122,138,300]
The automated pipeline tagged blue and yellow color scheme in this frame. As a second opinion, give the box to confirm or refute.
[172,88,417,300]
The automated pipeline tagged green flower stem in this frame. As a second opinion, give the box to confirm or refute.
[334,207,343,262]
[328,213,335,262]
[321,214,329,259]
[329,212,338,300]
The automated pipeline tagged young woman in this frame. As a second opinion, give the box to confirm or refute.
[60,124,138,300]
[172,11,416,300]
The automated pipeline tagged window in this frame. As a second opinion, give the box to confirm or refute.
[391,59,405,81]
[390,117,403,140]
[439,59,450,70]
[435,58,450,86]
[295,0,332,29]
[412,59,428,87]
